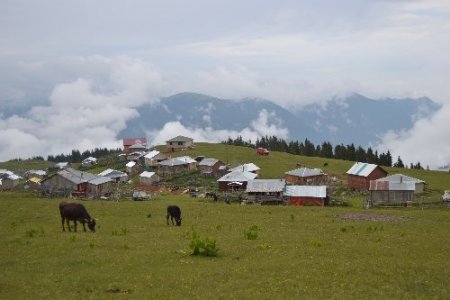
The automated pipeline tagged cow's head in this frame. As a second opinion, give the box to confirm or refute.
[176,218,182,226]
[88,219,96,232]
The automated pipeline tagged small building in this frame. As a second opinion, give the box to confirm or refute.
[81,156,97,167]
[245,179,285,204]
[375,174,426,194]
[346,162,387,191]
[24,170,47,180]
[284,185,328,206]
[285,167,327,185]
[123,137,147,153]
[230,163,260,174]
[217,170,258,192]
[127,151,145,161]
[198,158,225,177]
[55,162,70,169]
[139,171,161,185]
[368,180,415,207]
[126,161,141,174]
[0,170,21,190]
[25,176,42,190]
[166,136,194,152]
[157,156,197,178]
[98,169,128,183]
[144,150,167,169]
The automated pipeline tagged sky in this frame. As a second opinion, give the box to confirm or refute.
[1,0,450,168]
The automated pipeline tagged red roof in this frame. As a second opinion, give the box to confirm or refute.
[123,138,147,147]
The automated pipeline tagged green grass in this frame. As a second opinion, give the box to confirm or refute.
[1,191,449,299]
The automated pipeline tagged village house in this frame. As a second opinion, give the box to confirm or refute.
[346,162,387,191]
[139,171,161,185]
[157,156,197,178]
[245,179,286,204]
[41,168,113,198]
[24,170,47,180]
[375,174,426,194]
[284,167,327,185]
[123,137,147,153]
[166,136,194,152]
[0,170,21,190]
[98,169,128,183]
[217,170,258,192]
[144,150,167,170]
[367,180,415,207]
[198,158,225,177]
[126,161,142,175]
[284,185,328,206]
[81,156,97,167]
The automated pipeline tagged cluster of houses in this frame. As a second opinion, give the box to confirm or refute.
[1,135,428,207]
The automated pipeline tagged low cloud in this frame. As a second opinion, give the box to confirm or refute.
[377,103,450,169]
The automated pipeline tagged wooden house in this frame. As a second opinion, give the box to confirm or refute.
[157,156,197,178]
[217,170,257,192]
[126,161,141,174]
[346,162,387,191]
[123,137,147,153]
[166,136,194,152]
[284,185,328,206]
[139,171,161,185]
[98,169,128,183]
[375,174,426,194]
[144,150,167,170]
[368,180,415,207]
[0,170,20,190]
[285,167,327,185]
[198,158,225,177]
[245,179,285,204]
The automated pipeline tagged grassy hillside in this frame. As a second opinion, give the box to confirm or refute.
[0,192,449,299]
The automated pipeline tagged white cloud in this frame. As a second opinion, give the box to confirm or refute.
[377,103,450,169]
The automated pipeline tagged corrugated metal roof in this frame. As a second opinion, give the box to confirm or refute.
[246,179,285,192]
[231,163,260,172]
[89,177,112,185]
[98,169,127,179]
[158,156,196,166]
[284,185,327,198]
[199,158,219,166]
[370,180,415,191]
[376,173,425,184]
[144,150,160,159]
[346,162,380,177]
[217,170,258,182]
[166,135,193,142]
[58,168,98,184]
[285,167,325,177]
[126,161,136,167]
[140,171,157,178]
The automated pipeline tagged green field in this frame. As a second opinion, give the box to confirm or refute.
[1,191,449,299]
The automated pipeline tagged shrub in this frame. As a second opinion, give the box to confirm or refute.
[244,225,259,240]
[189,231,218,257]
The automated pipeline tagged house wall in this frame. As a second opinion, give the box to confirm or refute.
[348,167,387,191]
[415,182,425,194]
[285,174,327,185]
[88,182,114,198]
[288,196,325,206]
[369,190,415,203]
[218,181,247,192]
[140,175,161,185]
[246,192,283,203]
[157,163,196,178]
[166,140,194,152]
[0,178,19,190]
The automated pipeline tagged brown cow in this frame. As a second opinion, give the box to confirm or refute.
[59,201,96,232]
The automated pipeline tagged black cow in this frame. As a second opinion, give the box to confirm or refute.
[59,201,96,232]
[166,205,182,226]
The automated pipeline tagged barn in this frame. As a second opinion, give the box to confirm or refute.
[368,180,415,207]
[285,167,327,185]
[346,162,387,191]
[284,185,328,206]
[375,174,426,194]
[245,179,286,204]
[217,170,257,192]
[139,171,161,185]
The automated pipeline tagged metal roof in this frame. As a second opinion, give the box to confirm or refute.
[230,163,260,172]
[346,162,382,177]
[166,135,193,142]
[284,185,327,198]
[89,177,113,185]
[126,161,136,167]
[376,173,425,184]
[140,171,157,178]
[217,170,258,182]
[98,169,127,179]
[246,179,285,192]
[199,158,219,166]
[370,180,416,191]
[158,156,196,166]
[285,167,325,177]
[144,150,160,159]
[58,168,98,184]
[123,137,147,146]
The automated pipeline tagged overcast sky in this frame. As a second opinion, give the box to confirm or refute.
[1,0,450,168]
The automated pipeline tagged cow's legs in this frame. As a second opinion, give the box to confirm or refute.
[61,217,66,231]
[73,220,77,232]
[82,221,86,232]
[166,214,170,225]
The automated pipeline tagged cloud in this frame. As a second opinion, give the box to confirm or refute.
[147,109,289,146]
[377,103,450,169]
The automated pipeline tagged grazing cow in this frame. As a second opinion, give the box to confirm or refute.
[59,201,96,232]
[166,205,182,226]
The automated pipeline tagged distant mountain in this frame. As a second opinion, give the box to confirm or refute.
[119,92,441,146]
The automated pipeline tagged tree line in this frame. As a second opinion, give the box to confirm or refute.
[47,148,122,163]
[222,135,424,169]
